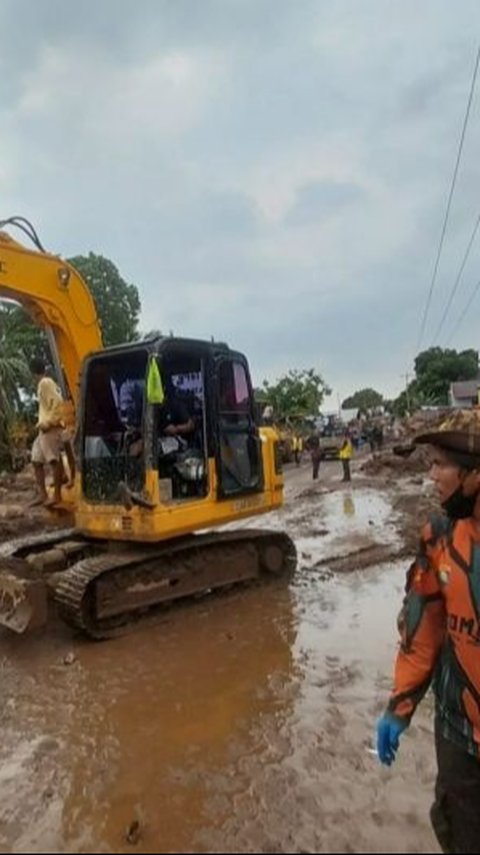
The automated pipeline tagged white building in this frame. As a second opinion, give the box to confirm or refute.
[449,379,480,409]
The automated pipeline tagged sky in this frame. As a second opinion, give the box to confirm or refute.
[2,0,480,407]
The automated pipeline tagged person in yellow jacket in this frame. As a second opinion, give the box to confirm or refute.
[292,433,304,467]
[339,434,353,482]
[29,357,65,506]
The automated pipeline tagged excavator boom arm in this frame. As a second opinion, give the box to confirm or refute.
[0,231,102,409]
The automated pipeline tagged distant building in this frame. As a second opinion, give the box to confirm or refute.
[340,407,359,424]
[449,378,480,409]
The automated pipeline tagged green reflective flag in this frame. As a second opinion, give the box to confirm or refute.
[147,357,165,404]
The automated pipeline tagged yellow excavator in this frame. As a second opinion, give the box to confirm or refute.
[0,218,295,638]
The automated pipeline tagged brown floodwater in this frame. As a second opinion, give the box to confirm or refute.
[0,465,440,853]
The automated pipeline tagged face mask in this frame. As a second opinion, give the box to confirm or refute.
[442,485,478,520]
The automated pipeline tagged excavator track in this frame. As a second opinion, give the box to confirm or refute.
[0,528,93,633]
[0,528,78,564]
[53,529,296,639]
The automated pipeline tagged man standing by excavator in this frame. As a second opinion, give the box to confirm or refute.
[376,410,480,853]
[29,357,64,507]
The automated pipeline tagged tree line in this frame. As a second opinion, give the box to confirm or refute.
[257,348,479,423]
[342,348,479,416]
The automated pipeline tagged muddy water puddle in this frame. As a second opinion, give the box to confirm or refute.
[284,488,401,574]
[0,485,438,853]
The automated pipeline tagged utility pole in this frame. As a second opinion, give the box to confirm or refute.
[401,373,411,415]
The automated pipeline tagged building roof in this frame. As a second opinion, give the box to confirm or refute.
[450,379,480,399]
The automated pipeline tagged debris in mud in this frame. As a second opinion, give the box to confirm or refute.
[403,410,447,435]
[298,563,333,582]
[297,485,332,499]
[0,470,66,543]
[0,513,46,540]
[392,443,415,457]
[125,819,142,845]
[314,661,362,690]
[361,445,431,476]
[392,489,440,552]
[63,651,77,666]
[0,470,36,496]
[35,737,60,756]
[309,542,409,574]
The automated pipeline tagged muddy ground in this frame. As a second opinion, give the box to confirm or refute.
[0,455,441,853]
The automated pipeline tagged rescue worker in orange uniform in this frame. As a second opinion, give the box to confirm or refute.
[376,410,480,854]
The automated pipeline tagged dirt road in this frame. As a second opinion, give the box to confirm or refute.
[0,458,439,853]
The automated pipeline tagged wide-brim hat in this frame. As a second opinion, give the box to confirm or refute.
[414,409,480,455]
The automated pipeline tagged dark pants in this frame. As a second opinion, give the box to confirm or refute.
[341,459,351,481]
[312,450,322,480]
[431,719,480,854]
[294,450,301,467]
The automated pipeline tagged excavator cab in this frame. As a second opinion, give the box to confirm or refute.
[75,338,270,539]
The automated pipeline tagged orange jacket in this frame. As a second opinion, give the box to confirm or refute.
[388,514,480,756]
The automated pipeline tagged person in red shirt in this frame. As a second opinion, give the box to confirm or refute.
[377,409,480,854]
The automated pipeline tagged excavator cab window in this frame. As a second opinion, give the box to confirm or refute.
[155,352,208,501]
[215,358,264,497]
[82,351,148,502]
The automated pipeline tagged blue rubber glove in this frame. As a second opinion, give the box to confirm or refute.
[376,713,408,766]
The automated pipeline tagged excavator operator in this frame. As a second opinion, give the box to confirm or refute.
[157,378,195,458]
[158,392,195,440]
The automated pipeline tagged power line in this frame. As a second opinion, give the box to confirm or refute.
[432,211,480,344]
[445,274,480,346]
[416,45,480,352]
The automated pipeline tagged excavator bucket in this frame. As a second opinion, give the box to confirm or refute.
[0,571,48,633]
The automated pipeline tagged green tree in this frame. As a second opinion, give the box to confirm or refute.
[391,346,478,415]
[0,302,49,366]
[391,380,420,417]
[414,347,478,405]
[342,387,383,411]
[253,387,268,404]
[0,305,31,465]
[262,369,331,419]
[0,252,142,359]
[68,253,141,346]
[140,328,163,340]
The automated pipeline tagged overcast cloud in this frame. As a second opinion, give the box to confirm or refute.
[2,0,480,405]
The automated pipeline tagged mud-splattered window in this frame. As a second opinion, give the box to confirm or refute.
[216,359,263,496]
[82,351,148,502]
[218,361,250,414]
